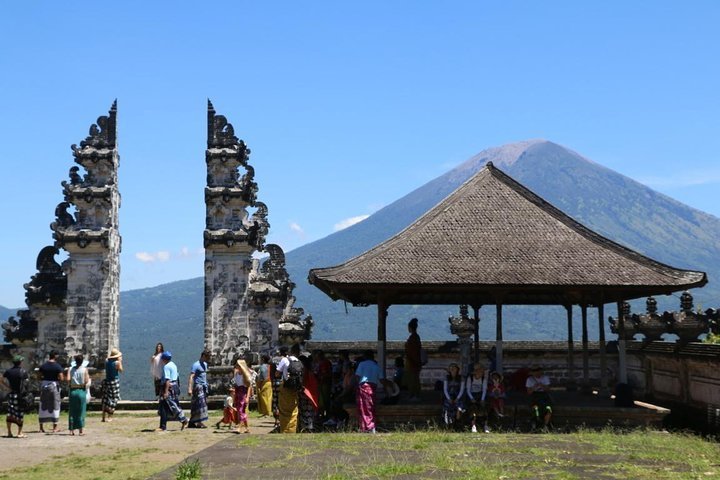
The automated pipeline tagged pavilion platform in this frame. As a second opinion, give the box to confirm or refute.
[344,389,669,430]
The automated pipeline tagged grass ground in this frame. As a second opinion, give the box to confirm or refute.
[2,411,719,479]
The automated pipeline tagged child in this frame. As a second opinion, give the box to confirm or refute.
[215,386,237,429]
[488,372,506,418]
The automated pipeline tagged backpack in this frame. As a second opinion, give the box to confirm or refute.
[284,357,304,390]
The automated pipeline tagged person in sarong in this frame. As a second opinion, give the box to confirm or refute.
[298,354,319,432]
[313,349,332,420]
[2,355,29,438]
[215,386,237,429]
[355,350,382,433]
[277,344,301,433]
[187,350,210,428]
[157,351,188,431]
[405,318,423,401]
[256,355,273,417]
[102,348,123,422]
[67,354,90,436]
[38,350,64,433]
[270,352,282,430]
[233,359,253,433]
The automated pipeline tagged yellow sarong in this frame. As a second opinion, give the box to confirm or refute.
[278,386,298,433]
[257,379,273,416]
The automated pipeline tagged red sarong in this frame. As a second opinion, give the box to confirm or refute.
[357,382,377,432]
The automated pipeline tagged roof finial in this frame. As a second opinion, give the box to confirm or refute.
[486,161,494,169]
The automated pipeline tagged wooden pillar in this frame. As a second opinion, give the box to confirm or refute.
[495,302,503,374]
[581,304,590,392]
[472,305,481,364]
[598,302,608,395]
[377,301,388,378]
[617,301,628,384]
[565,304,576,391]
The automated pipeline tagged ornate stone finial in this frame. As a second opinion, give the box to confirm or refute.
[680,291,694,313]
[71,100,117,151]
[620,301,631,317]
[207,99,239,148]
[646,297,658,315]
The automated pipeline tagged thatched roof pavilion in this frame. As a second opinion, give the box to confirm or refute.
[308,163,707,388]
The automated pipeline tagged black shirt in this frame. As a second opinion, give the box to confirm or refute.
[39,361,63,381]
[3,366,28,393]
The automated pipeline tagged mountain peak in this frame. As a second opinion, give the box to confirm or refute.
[454,139,547,174]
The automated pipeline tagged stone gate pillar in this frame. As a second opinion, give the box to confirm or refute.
[204,100,268,365]
[52,101,121,366]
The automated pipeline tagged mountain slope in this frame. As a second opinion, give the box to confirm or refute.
[285,140,720,340]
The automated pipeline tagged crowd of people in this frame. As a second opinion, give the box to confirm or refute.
[1,348,123,438]
[1,316,555,437]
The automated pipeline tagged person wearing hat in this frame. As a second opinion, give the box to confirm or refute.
[102,347,123,423]
[157,350,188,431]
[2,355,29,438]
[526,365,553,431]
[187,350,211,428]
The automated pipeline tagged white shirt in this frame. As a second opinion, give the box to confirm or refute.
[277,355,298,381]
[466,373,488,402]
[526,374,550,392]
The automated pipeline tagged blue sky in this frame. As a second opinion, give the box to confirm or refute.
[1,2,719,307]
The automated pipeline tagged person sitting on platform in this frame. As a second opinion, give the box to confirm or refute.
[526,366,552,431]
[488,371,506,418]
[466,363,489,433]
[442,363,465,429]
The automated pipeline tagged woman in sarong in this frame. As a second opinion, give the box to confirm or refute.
[188,350,210,428]
[271,353,282,430]
[67,354,90,435]
[102,348,123,422]
[233,359,253,433]
[150,342,165,398]
[38,350,64,432]
[256,355,273,417]
[298,355,319,432]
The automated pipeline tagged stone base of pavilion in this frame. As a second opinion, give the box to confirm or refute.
[345,389,669,430]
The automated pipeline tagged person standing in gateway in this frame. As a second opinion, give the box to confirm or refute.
[404,318,423,401]
[157,351,188,431]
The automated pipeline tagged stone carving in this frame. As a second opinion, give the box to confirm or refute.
[204,103,311,365]
[449,304,475,376]
[610,294,717,344]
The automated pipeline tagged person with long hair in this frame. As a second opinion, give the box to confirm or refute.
[256,354,273,417]
[67,354,90,436]
[150,342,164,397]
[442,363,465,429]
[102,348,123,423]
[298,354,319,432]
[233,359,253,433]
[466,364,489,433]
[404,318,423,401]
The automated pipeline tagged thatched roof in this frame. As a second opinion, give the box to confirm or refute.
[308,163,707,306]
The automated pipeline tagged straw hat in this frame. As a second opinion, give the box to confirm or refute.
[108,347,122,359]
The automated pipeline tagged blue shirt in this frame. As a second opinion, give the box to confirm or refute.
[355,359,382,385]
[105,359,120,380]
[162,361,179,382]
[190,361,208,386]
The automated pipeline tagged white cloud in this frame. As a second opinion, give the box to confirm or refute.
[334,214,370,231]
[289,222,305,236]
[134,250,172,263]
[640,169,720,188]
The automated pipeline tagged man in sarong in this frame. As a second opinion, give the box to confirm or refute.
[38,350,64,433]
[157,351,188,431]
[2,355,29,438]
[187,350,210,428]
[355,350,382,433]
[277,344,301,433]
